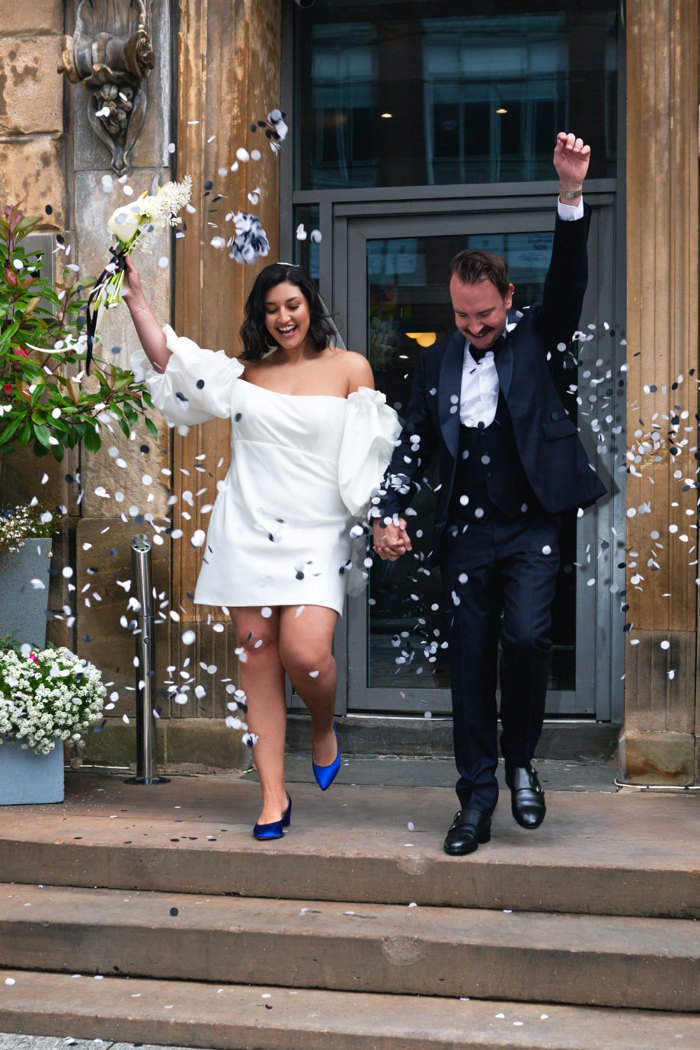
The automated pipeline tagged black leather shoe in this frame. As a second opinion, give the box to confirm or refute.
[505,762,546,829]
[443,807,492,856]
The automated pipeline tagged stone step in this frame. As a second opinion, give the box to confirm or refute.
[0,884,698,1011]
[1,970,698,1050]
[286,714,620,760]
[1,778,698,920]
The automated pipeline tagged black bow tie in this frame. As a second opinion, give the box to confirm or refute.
[468,333,506,363]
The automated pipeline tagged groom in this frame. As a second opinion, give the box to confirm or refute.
[372,132,606,856]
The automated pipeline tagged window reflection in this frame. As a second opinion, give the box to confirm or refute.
[297,3,618,189]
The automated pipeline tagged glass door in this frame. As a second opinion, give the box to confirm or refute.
[341,202,620,718]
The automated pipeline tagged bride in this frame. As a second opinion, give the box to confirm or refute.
[124,258,400,839]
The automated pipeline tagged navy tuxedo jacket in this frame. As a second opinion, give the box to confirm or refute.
[376,206,607,558]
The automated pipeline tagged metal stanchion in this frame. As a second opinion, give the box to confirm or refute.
[124,533,169,785]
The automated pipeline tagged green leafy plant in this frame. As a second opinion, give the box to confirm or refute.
[0,203,158,461]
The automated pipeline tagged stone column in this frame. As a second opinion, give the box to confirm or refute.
[162,0,281,766]
[67,0,174,766]
[622,0,699,783]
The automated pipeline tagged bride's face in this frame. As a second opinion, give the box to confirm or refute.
[264,281,311,351]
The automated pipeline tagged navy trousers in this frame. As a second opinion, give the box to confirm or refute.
[440,510,561,814]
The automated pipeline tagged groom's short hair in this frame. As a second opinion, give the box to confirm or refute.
[448,250,510,298]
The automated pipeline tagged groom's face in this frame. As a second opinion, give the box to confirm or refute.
[449,276,514,351]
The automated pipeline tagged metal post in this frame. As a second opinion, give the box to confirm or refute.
[124,534,169,785]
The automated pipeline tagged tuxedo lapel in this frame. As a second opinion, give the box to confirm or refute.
[495,308,521,401]
[438,330,465,458]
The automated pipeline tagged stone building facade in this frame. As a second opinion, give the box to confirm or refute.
[0,0,697,784]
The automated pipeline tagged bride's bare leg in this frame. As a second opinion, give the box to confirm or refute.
[279,605,339,767]
[230,607,288,826]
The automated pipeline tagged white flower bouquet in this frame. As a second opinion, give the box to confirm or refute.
[96,175,193,309]
[0,646,106,755]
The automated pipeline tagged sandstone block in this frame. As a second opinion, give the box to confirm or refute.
[620,729,695,785]
[0,135,65,227]
[0,37,63,134]
[0,0,62,35]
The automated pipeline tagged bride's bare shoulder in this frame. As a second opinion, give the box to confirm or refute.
[330,347,374,393]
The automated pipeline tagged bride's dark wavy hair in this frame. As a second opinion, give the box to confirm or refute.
[239,263,336,361]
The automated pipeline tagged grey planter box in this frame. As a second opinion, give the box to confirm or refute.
[0,738,64,805]
[0,538,52,649]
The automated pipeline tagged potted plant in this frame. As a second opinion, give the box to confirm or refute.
[0,201,158,461]
[0,640,106,804]
[0,502,63,649]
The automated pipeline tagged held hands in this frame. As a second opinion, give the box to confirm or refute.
[372,518,412,562]
[553,132,591,196]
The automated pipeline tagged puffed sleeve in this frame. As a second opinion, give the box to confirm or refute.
[338,386,401,518]
[130,324,244,426]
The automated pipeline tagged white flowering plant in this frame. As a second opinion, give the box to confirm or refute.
[97,176,193,308]
[0,645,106,755]
[0,502,62,555]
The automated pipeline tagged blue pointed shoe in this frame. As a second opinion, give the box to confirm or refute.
[312,723,341,791]
[253,793,292,840]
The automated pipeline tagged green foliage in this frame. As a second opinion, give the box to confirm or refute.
[0,203,157,461]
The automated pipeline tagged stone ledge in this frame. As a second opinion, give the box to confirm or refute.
[619,729,696,786]
[78,717,248,773]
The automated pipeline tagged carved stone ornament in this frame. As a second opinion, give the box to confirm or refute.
[59,0,155,174]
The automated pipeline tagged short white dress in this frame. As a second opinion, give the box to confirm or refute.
[132,326,400,614]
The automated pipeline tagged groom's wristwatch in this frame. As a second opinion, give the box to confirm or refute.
[559,187,583,200]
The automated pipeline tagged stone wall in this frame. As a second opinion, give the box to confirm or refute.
[0,0,65,226]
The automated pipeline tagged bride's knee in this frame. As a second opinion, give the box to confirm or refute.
[280,641,333,681]
[234,628,279,664]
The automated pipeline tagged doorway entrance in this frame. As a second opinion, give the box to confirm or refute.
[327,192,624,721]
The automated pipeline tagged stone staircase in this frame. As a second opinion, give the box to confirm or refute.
[0,770,698,1048]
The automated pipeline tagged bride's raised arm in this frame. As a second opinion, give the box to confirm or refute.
[123,255,172,375]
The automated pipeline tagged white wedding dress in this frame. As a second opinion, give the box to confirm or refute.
[132,326,400,614]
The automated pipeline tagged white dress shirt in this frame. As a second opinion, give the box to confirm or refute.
[459,197,584,429]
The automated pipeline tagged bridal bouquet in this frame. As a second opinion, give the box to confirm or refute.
[85,176,192,370]
[0,645,106,755]
[96,175,193,309]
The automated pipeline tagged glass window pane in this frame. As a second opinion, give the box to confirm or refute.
[296,1,618,189]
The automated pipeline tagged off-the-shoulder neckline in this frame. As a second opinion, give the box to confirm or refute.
[240,379,376,402]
